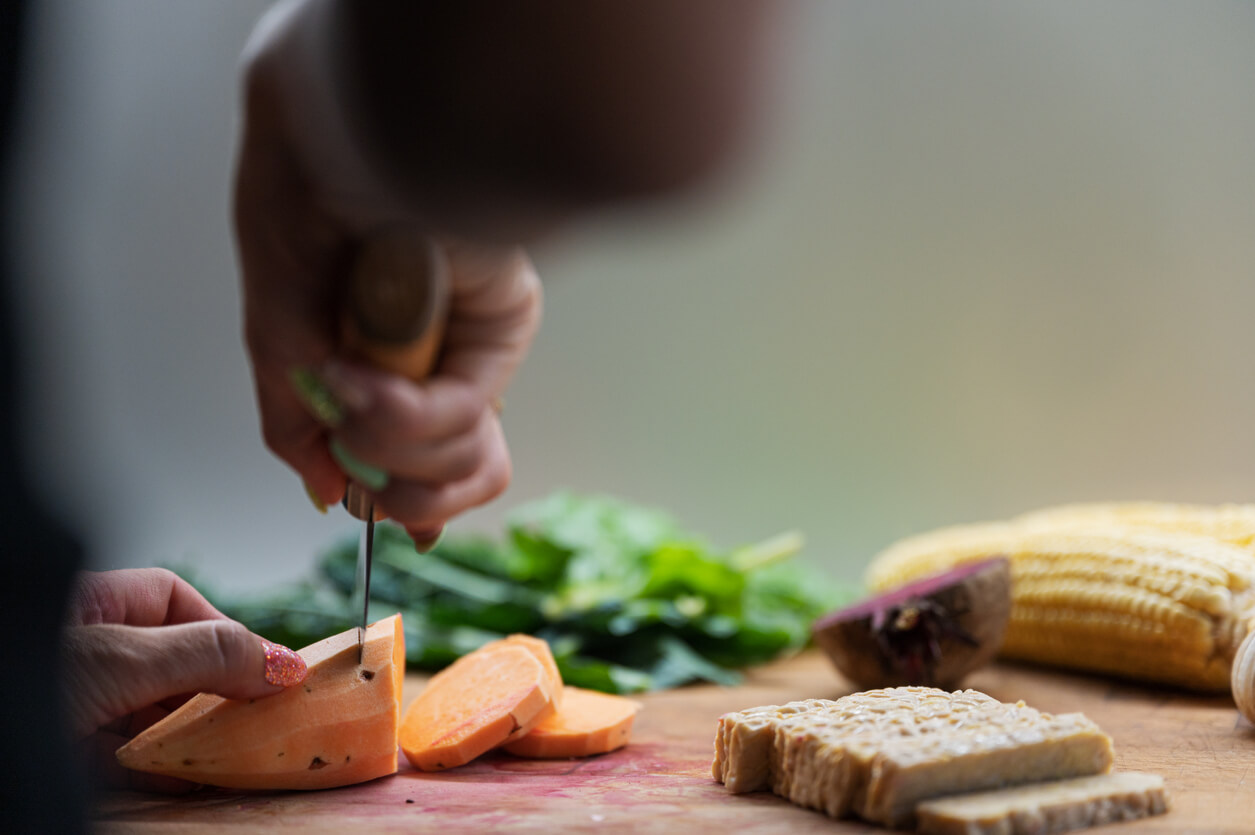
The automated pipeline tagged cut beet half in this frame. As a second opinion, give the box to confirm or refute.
[813,556,1011,690]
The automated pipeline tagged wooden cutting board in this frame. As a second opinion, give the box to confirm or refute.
[92,651,1255,833]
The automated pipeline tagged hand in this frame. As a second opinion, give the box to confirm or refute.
[63,569,308,792]
[232,2,542,543]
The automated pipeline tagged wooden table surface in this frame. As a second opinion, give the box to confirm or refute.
[93,651,1255,833]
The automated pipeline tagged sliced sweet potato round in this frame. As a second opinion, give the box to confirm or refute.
[400,643,555,771]
[502,686,641,759]
[495,634,564,740]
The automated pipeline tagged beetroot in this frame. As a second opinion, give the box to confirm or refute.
[813,557,1011,690]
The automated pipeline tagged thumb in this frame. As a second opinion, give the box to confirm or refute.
[63,621,307,740]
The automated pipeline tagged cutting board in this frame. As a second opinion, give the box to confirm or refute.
[92,651,1255,833]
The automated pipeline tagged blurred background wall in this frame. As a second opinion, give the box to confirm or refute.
[8,1,1255,591]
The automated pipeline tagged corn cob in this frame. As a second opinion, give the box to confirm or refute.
[866,516,1255,692]
[1014,502,1255,548]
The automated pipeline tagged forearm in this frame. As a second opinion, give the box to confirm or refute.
[306,0,775,240]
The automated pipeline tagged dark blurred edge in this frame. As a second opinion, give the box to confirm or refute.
[1,0,88,831]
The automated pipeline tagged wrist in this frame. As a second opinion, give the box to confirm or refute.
[239,0,413,234]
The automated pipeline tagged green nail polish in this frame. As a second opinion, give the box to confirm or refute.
[289,367,345,427]
[330,438,389,491]
[303,480,328,514]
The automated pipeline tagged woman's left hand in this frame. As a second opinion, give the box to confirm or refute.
[63,568,308,791]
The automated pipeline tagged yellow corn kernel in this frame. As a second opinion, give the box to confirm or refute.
[1010,578,1215,654]
[865,521,1019,591]
[1015,502,1255,549]
[864,516,1255,693]
[1007,614,1231,691]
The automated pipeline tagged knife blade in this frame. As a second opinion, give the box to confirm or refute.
[347,496,376,663]
[341,230,449,663]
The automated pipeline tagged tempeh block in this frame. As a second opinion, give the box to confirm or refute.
[713,687,1114,828]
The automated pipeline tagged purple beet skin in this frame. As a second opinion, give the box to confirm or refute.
[812,556,1011,690]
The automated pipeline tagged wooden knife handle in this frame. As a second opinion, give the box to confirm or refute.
[342,230,449,521]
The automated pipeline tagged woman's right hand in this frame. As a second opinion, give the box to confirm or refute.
[232,1,542,543]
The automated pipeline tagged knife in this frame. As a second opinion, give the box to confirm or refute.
[341,230,449,663]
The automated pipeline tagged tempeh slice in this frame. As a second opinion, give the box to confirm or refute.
[859,710,1113,826]
[915,772,1169,835]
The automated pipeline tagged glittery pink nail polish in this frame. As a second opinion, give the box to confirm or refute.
[260,639,307,687]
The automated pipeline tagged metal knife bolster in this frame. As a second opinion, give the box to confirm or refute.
[342,231,450,664]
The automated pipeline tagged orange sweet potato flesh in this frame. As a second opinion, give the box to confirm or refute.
[496,634,563,740]
[115,614,405,790]
[502,686,641,758]
[400,642,555,771]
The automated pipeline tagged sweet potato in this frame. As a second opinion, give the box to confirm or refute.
[502,686,641,758]
[496,633,564,740]
[115,614,406,790]
[400,642,556,772]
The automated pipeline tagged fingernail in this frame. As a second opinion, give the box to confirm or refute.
[410,525,445,553]
[260,638,307,687]
[289,367,344,427]
[303,480,328,514]
[330,438,389,491]
[321,361,372,413]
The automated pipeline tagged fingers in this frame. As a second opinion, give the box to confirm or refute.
[321,364,493,476]
[88,703,199,793]
[322,362,484,442]
[372,412,513,531]
[337,415,491,487]
[437,243,543,393]
[283,243,537,530]
[67,568,226,628]
[254,368,349,507]
[62,621,307,741]
[81,730,199,794]
[329,402,512,531]
[315,381,511,532]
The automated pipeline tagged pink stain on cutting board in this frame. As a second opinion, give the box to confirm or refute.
[259,743,720,827]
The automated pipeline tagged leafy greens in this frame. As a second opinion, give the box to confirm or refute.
[190,491,852,693]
